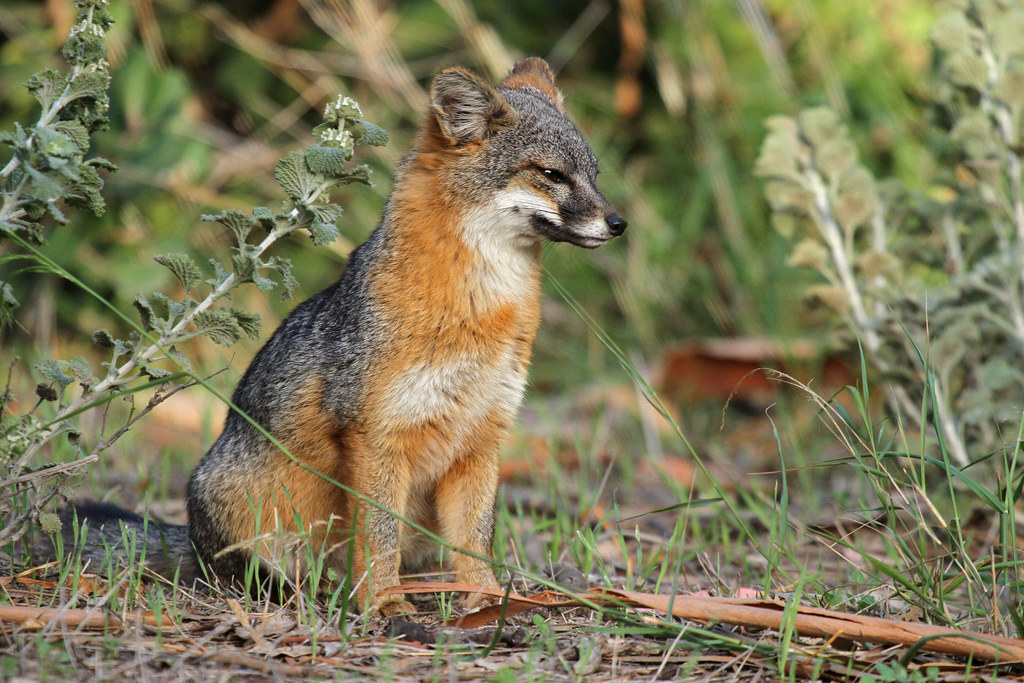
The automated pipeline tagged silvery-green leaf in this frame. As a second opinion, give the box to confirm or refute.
[167,346,193,372]
[770,212,803,238]
[193,309,243,347]
[798,107,842,146]
[232,252,258,284]
[203,209,255,244]
[336,163,372,186]
[275,149,323,201]
[306,145,349,176]
[140,364,172,380]
[92,329,116,348]
[207,259,230,288]
[355,119,389,147]
[264,256,297,300]
[155,252,202,293]
[973,0,1002,32]
[993,61,1024,113]
[764,115,799,138]
[231,309,262,340]
[24,68,64,110]
[992,9,1024,63]
[764,179,816,215]
[133,293,157,331]
[815,138,858,184]
[930,12,972,53]
[834,166,877,234]
[153,291,185,319]
[64,69,108,105]
[36,359,74,389]
[24,165,64,202]
[52,120,90,152]
[36,126,79,159]
[953,112,999,159]
[946,49,988,91]
[787,239,831,273]
[308,203,343,245]
[805,284,850,315]
[755,137,802,182]
[857,250,900,283]
[252,205,275,229]
[68,356,97,387]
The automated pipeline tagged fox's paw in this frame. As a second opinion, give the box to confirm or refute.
[375,595,416,617]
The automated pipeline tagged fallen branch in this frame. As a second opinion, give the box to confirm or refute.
[381,582,1024,664]
[0,605,120,630]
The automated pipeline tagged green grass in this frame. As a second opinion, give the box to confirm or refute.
[6,357,1024,679]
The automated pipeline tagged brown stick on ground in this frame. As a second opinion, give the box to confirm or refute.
[0,605,121,631]
[382,582,1024,664]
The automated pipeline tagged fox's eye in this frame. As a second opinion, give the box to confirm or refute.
[538,167,569,185]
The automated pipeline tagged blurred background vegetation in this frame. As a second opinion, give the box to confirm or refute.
[0,0,937,484]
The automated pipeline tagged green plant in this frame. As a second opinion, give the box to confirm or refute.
[0,0,113,256]
[756,0,1024,467]
[863,662,939,683]
[0,0,387,550]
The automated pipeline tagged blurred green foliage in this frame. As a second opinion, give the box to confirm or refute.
[0,0,934,389]
[758,0,1024,464]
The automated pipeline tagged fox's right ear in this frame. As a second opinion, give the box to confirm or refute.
[429,67,519,146]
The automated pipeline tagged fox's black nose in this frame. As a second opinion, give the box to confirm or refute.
[605,213,627,236]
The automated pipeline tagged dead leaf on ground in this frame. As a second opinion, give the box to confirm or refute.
[656,338,855,406]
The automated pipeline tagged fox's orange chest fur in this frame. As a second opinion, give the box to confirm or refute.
[359,167,543,564]
[368,167,542,435]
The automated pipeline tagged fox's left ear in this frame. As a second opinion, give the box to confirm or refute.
[430,67,520,146]
[501,58,564,112]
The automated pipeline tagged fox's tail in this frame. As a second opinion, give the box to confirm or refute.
[45,501,202,582]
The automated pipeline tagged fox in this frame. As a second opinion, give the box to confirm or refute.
[56,58,626,616]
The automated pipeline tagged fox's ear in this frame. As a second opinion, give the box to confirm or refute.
[501,58,564,112]
[430,67,519,145]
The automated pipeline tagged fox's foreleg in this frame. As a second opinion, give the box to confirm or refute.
[348,434,417,617]
[435,415,505,611]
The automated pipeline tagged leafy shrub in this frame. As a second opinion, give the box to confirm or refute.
[0,0,386,548]
[757,0,1024,465]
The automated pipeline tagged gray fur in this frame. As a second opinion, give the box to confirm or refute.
[54,501,202,580]
[186,227,387,583]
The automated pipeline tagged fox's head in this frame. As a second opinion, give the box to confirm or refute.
[421,58,626,249]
